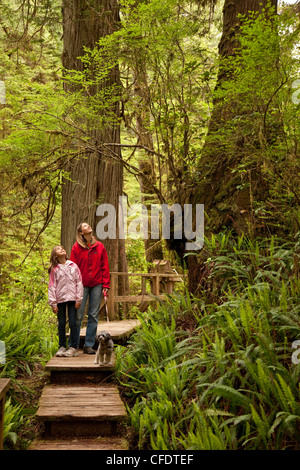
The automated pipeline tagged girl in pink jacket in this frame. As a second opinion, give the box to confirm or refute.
[48,245,83,357]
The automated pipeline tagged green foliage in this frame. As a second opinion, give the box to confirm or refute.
[3,397,24,448]
[194,231,300,302]
[74,0,221,206]
[116,233,300,450]
[204,3,300,232]
[126,238,149,273]
[0,252,58,375]
[0,223,60,449]
[0,0,69,257]
[0,0,299,453]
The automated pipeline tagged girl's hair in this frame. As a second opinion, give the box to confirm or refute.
[48,245,67,274]
[76,223,94,248]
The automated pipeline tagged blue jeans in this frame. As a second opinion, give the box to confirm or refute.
[76,284,103,348]
[57,301,78,349]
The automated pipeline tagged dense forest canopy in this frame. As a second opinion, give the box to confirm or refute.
[0,0,299,270]
[0,0,300,451]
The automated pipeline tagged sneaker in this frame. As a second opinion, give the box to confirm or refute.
[63,347,77,357]
[83,346,96,354]
[56,347,67,357]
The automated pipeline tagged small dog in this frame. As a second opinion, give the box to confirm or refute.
[94,331,114,366]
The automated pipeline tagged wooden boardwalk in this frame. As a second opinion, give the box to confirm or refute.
[80,319,141,345]
[46,350,117,384]
[0,379,11,450]
[30,320,140,450]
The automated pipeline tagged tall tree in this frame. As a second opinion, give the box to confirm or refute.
[187,0,281,292]
[191,0,279,233]
[61,0,128,289]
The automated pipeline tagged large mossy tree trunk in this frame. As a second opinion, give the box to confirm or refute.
[61,0,128,295]
[187,0,279,293]
[193,0,279,233]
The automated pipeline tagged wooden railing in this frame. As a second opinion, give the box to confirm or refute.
[107,271,182,320]
[0,378,10,450]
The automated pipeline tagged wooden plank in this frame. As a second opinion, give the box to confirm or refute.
[97,319,141,333]
[38,410,124,417]
[37,409,124,417]
[38,385,121,394]
[72,319,141,349]
[107,272,117,320]
[0,379,10,451]
[39,392,121,399]
[0,379,10,402]
[111,272,181,277]
[36,385,127,421]
[45,350,115,372]
[114,294,166,302]
[107,272,182,319]
[141,276,147,295]
[79,319,141,342]
[30,436,128,450]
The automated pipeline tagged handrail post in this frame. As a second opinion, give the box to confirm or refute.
[0,379,11,450]
[108,273,116,320]
[150,273,160,309]
[107,270,182,316]
[141,276,147,296]
[154,274,160,297]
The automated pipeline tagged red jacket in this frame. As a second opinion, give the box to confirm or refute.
[70,240,110,289]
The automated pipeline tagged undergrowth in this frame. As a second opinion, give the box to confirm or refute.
[0,252,58,449]
[115,233,300,450]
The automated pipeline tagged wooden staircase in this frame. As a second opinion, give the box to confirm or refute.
[30,320,140,451]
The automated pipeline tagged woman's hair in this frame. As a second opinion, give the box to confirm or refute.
[48,245,67,274]
[76,223,93,248]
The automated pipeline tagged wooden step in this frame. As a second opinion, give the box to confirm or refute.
[36,385,127,437]
[45,349,115,384]
[30,436,128,450]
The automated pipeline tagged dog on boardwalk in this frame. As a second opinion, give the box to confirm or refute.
[94,331,114,366]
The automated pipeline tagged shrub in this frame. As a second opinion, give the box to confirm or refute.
[116,233,300,449]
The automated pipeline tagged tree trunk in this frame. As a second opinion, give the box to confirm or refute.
[191,0,278,234]
[61,0,128,296]
[187,0,279,293]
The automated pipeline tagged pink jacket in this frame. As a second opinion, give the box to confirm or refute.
[48,260,84,308]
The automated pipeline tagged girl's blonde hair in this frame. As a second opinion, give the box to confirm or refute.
[48,245,67,274]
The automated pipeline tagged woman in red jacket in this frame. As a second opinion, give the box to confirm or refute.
[70,223,110,354]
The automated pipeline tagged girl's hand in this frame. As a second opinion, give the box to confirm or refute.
[103,288,109,297]
[75,301,81,309]
[52,306,58,313]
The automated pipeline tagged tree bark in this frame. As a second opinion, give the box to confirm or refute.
[187,0,279,293]
[61,0,128,295]
[191,0,278,234]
